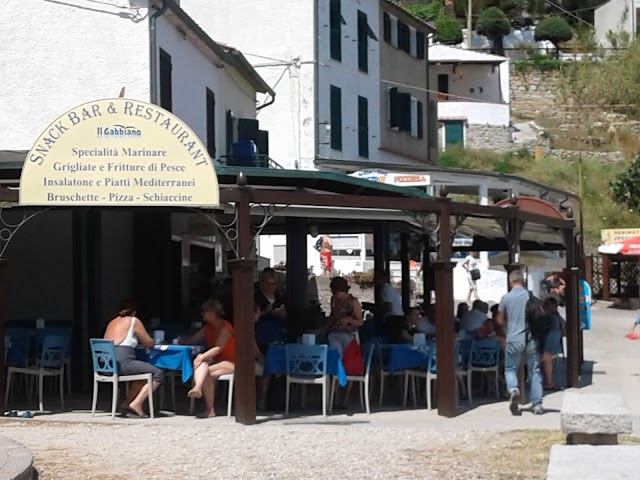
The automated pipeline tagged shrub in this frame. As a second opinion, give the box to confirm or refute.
[476,7,511,56]
[535,17,573,58]
[435,16,463,45]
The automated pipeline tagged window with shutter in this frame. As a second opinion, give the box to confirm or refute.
[206,88,216,157]
[330,85,342,151]
[417,101,424,139]
[358,96,369,158]
[383,12,391,43]
[330,0,342,61]
[416,31,425,59]
[357,10,368,73]
[398,21,410,53]
[398,92,411,132]
[389,87,398,128]
[159,48,172,112]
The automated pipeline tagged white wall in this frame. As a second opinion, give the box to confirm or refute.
[179,0,316,170]
[156,15,258,163]
[433,63,503,104]
[595,0,634,47]
[5,211,74,321]
[1,0,151,149]
[317,0,382,163]
[438,102,510,125]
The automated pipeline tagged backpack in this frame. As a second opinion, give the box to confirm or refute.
[314,237,323,252]
[526,291,551,339]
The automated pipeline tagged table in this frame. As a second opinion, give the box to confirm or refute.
[137,345,200,383]
[263,345,348,387]
[386,344,432,374]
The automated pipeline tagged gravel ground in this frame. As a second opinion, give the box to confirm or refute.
[0,419,523,480]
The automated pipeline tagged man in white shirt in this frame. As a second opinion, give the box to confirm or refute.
[461,300,489,333]
[375,271,403,315]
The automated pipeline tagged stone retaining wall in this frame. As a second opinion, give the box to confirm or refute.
[548,149,625,162]
[465,124,512,150]
[509,66,562,119]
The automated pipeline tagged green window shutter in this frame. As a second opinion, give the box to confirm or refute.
[416,31,425,59]
[398,21,410,53]
[357,10,368,73]
[383,13,391,43]
[389,87,398,128]
[330,0,342,61]
[398,92,411,132]
[358,95,369,158]
[330,85,342,150]
[417,101,424,139]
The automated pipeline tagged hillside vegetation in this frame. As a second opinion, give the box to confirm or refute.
[439,147,640,253]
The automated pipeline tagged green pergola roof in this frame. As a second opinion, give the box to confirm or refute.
[215,166,431,199]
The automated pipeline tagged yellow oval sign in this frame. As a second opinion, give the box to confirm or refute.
[20,98,219,207]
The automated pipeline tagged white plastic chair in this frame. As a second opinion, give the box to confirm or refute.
[405,344,437,410]
[467,339,501,404]
[5,335,68,412]
[89,339,155,419]
[330,343,375,414]
[285,344,329,417]
[189,373,234,417]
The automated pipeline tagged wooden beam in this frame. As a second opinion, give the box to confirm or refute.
[0,188,18,202]
[565,266,581,388]
[0,259,7,413]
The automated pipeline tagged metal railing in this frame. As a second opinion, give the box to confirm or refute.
[217,155,284,169]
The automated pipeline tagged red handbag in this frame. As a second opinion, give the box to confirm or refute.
[342,339,365,376]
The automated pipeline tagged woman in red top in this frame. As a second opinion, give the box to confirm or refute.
[185,299,236,417]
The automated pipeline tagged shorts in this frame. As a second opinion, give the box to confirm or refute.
[115,346,164,382]
[328,331,355,356]
[320,251,332,270]
[544,330,563,355]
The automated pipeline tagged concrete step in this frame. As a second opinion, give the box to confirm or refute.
[547,445,640,480]
[0,434,33,480]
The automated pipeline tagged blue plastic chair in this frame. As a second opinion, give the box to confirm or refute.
[285,344,329,417]
[455,339,473,407]
[5,335,68,412]
[467,339,501,403]
[90,339,155,419]
[36,329,72,393]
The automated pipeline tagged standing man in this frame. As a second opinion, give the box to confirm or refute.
[320,234,333,276]
[497,270,544,416]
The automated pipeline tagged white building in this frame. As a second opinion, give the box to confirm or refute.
[180,0,436,171]
[1,0,273,161]
[429,44,511,150]
[0,0,273,324]
[594,0,638,47]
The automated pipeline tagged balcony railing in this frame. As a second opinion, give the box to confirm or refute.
[217,155,284,169]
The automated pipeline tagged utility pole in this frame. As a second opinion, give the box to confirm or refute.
[467,0,473,49]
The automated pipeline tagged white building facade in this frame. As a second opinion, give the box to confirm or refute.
[429,45,511,151]
[594,0,638,47]
[1,0,271,160]
[180,0,435,171]
[0,0,272,323]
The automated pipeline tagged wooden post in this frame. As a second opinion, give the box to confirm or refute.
[286,218,308,337]
[232,185,257,425]
[374,223,388,331]
[602,255,610,301]
[400,233,410,310]
[433,261,457,417]
[434,198,456,417]
[0,259,7,413]
[422,235,432,304]
[565,266,580,388]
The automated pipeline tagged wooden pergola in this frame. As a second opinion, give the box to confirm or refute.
[0,166,581,423]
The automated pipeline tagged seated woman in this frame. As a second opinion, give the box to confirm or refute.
[545,272,566,300]
[184,299,263,417]
[103,300,164,418]
[255,268,287,346]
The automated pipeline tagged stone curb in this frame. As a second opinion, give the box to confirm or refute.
[0,435,33,480]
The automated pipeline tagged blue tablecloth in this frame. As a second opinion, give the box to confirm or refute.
[263,345,348,387]
[386,344,432,374]
[137,345,197,383]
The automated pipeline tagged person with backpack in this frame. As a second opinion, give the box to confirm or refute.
[496,269,544,416]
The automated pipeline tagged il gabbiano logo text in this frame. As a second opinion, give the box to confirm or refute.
[97,125,142,139]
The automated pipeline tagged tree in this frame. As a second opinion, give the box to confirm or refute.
[612,154,640,213]
[476,7,511,55]
[435,16,463,44]
[535,16,573,58]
